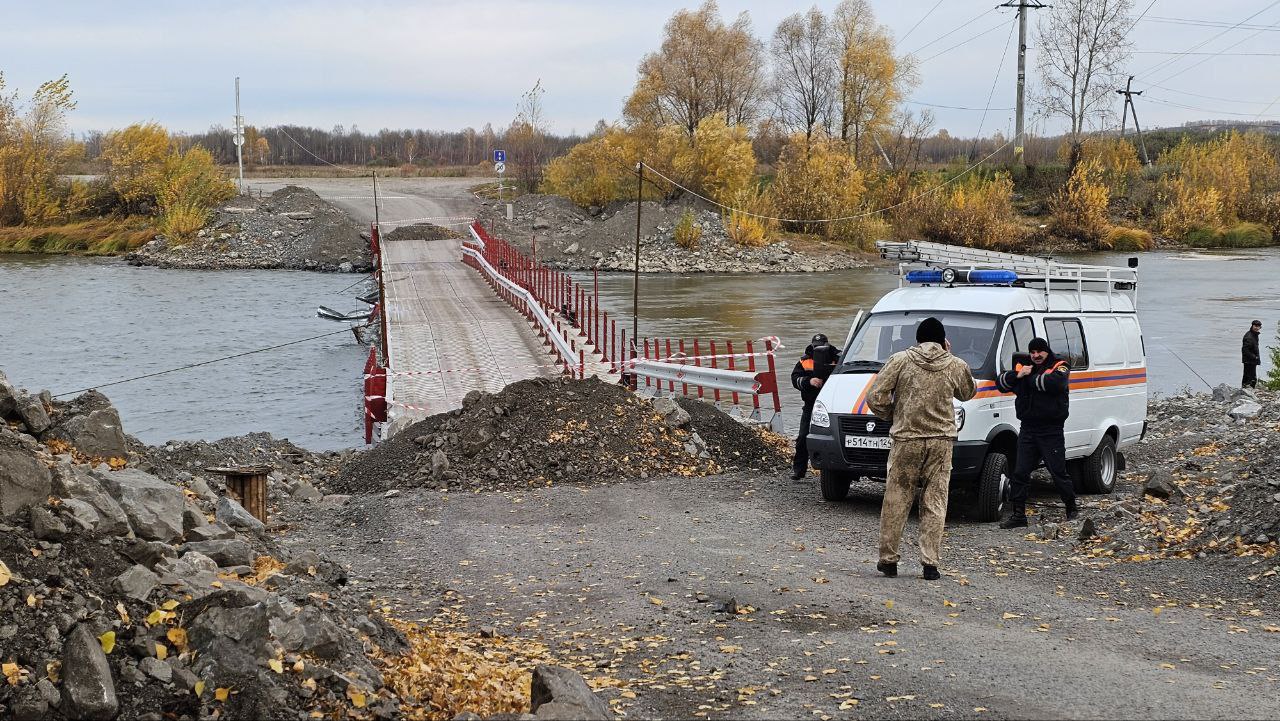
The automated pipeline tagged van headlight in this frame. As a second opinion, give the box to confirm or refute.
[954,406,966,431]
[811,401,830,429]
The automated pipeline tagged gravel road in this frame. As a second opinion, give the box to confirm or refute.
[283,471,1280,720]
[245,176,481,229]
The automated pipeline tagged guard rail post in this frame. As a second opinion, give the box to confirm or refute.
[727,341,739,405]
[765,338,782,415]
[709,341,720,402]
[747,340,761,414]
[693,339,704,398]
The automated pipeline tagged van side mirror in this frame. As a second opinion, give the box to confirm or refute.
[1127,257,1138,268]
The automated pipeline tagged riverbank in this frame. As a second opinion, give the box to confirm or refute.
[125,186,372,273]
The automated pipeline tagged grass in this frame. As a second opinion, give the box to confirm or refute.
[0,217,156,255]
[1184,222,1274,248]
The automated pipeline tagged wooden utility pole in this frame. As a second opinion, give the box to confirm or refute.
[1116,75,1151,166]
[1001,1,1047,167]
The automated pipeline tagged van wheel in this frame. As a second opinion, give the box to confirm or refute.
[820,470,852,502]
[1079,435,1117,494]
[974,451,1010,522]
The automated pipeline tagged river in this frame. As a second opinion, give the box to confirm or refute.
[2,249,1277,449]
[0,255,368,450]
[582,248,1280,432]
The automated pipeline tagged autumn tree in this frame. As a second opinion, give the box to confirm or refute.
[0,73,80,225]
[101,122,170,212]
[506,80,549,192]
[770,6,837,147]
[253,136,270,166]
[623,0,766,134]
[1036,0,1133,165]
[831,0,912,162]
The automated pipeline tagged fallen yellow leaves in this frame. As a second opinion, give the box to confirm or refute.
[0,560,10,587]
[194,680,206,698]
[886,695,916,702]
[167,627,189,652]
[214,687,231,702]
[98,631,116,654]
[247,556,287,585]
[2,662,22,686]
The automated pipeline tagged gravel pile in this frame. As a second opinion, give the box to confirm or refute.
[331,376,788,495]
[1067,385,1280,576]
[0,372,408,720]
[383,223,461,242]
[126,185,371,272]
[475,194,868,274]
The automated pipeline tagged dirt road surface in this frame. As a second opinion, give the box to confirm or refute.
[285,473,1279,720]
[245,177,481,229]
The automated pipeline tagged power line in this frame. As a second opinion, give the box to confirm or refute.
[1143,96,1280,118]
[905,99,1015,111]
[899,0,946,44]
[918,15,1014,65]
[1147,17,1280,88]
[971,13,1020,160]
[1132,1,1280,80]
[908,6,998,55]
[1132,0,1160,26]
[1133,49,1280,55]
[1141,15,1280,31]
[1146,82,1278,105]
[53,327,362,399]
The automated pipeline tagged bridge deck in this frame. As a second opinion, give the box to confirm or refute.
[381,238,554,433]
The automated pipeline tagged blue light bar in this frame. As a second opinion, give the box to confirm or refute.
[905,268,1018,285]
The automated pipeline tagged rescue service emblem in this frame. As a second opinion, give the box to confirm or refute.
[866,421,876,432]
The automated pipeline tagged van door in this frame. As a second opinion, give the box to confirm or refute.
[1044,317,1093,455]
[973,316,1034,442]
[1115,315,1147,446]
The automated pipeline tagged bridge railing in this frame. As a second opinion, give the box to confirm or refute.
[463,222,784,429]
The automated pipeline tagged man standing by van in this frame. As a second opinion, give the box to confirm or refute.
[791,334,839,480]
[997,337,1078,528]
[866,318,976,581]
[1243,320,1262,389]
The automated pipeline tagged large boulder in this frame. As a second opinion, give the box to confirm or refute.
[51,464,130,536]
[188,590,286,678]
[0,436,52,517]
[46,390,128,458]
[529,665,610,720]
[113,564,160,601]
[216,496,265,532]
[13,391,52,434]
[0,370,17,417]
[93,468,185,541]
[60,623,119,720]
[1229,400,1262,421]
[182,539,254,568]
[272,605,345,659]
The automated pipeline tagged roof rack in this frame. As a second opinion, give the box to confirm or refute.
[875,239,1139,310]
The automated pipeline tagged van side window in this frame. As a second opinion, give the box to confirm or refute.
[998,317,1035,371]
[1045,318,1089,369]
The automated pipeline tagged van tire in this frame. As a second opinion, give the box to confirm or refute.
[1079,435,1117,494]
[820,470,852,502]
[975,451,1011,522]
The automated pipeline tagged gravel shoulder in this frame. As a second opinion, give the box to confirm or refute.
[285,465,1279,720]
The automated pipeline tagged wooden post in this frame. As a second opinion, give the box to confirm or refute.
[205,465,272,523]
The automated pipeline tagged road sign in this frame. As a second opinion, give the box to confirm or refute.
[495,161,506,174]
[233,134,244,147]
[494,150,506,163]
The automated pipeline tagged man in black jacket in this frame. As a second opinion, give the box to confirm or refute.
[1243,320,1262,389]
[791,333,838,480]
[996,337,1078,528]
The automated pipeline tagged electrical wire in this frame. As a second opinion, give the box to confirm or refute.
[918,15,1014,65]
[53,327,364,398]
[970,14,1019,157]
[1143,96,1280,118]
[898,0,946,45]
[907,6,998,55]
[1132,0,1160,26]
[1145,82,1278,105]
[905,99,1016,111]
[1132,0,1280,81]
[1133,49,1280,55]
[1140,15,1280,31]
[1147,19,1278,88]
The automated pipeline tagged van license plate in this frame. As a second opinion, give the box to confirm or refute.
[844,435,891,450]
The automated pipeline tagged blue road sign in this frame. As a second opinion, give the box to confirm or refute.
[494,150,506,163]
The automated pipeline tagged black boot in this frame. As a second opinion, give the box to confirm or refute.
[790,468,806,481]
[922,565,940,581]
[999,514,1028,529]
[1065,502,1080,521]
[876,561,897,578]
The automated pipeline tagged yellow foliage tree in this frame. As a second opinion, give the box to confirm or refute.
[101,123,170,211]
[156,146,235,241]
[669,114,756,204]
[1050,158,1110,242]
[0,73,78,226]
[1061,137,1140,195]
[722,184,778,246]
[770,134,865,237]
[1157,131,1280,239]
[916,172,1021,249]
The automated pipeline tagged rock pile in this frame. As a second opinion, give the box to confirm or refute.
[331,376,789,495]
[126,186,371,273]
[476,194,868,274]
[1074,385,1280,573]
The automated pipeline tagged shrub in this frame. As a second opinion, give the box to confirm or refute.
[1159,179,1223,239]
[156,146,235,242]
[1060,137,1141,194]
[1050,159,1110,243]
[674,209,702,249]
[1157,131,1280,238]
[916,172,1022,249]
[1265,322,1280,391]
[1100,226,1154,251]
[770,135,865,238]
[723,185,777,247]
[1184,222,1273,248]
[830,216,891,252]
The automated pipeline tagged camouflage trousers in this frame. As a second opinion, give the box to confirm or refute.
[878,437,953,567]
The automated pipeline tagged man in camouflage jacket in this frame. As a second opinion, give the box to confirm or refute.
[866,317,976,581]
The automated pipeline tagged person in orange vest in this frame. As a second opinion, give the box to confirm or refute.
[996,336,1078,528]
[790,333,838,480]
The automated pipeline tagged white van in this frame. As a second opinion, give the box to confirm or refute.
[805,240,1148,521]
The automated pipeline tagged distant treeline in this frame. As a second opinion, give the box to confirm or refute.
[77,124,587,169]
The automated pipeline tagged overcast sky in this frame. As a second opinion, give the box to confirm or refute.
[3,0,1278,140]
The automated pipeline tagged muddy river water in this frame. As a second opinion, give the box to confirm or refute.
[2,248,1277,448]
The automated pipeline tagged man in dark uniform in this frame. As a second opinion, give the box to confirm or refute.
[791,333,839,480]
[996,337,1078,528]
[1243,320,1262,389]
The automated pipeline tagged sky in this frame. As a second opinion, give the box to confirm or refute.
[3,0,1279,140]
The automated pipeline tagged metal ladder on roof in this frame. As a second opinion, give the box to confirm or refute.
[875,239,1140,310]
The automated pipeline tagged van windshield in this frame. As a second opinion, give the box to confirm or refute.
[841,311,1000,371]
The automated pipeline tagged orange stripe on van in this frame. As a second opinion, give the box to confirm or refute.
[851,374,877,414]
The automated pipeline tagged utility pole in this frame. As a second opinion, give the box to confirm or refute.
[1116,76,1151,166]
[233,77,245,195]
[1001,1,1047,168]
